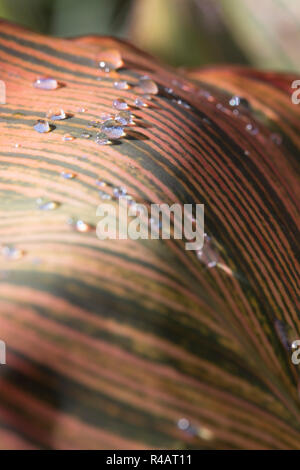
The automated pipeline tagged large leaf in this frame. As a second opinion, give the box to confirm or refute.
[0,20,299,449]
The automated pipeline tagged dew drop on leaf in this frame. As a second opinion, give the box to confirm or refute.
[96,179,107,187]
[114,80,129,90]
[62,133,75,141]
[1,245,24,261]
[134,97,148,108]
[67,218,94,232]
[61,171,76,179]
[33,77,59,90]
[138,77,158,95]
[95,136,111,146]
[75,220,92,232]
[97,49,123,72]
[46,108,66,120]
[270,133,283,145]
[100,113,114,122]
[115,110,133,126]
[274,318,298,351]
[34,119,51,133]
[196,234,219,268]
[80,132,92,139]
[113,98,129,110]
[113,187,127,199]
[101,119,124,139]
[245,123,259,135]
[177,418,190,431]
[37,199,60,211]
[99,190,112,200]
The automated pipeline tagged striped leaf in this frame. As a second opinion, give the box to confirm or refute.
[0,21,299,449]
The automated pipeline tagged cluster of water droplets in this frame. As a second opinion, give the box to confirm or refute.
[195,84,284,154]
[15,46,280,274]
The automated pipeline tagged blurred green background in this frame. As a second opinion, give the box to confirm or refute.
[0,0,299,71]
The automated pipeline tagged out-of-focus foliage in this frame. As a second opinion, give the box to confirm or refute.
[51,0,129,38]
[128,0,248,66]
[0,0,299,71]
[219,0,300,71]
[0,0,52,33]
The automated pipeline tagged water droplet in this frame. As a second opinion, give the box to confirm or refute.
[99,190,112,200]
[134,97,149,108]
[202,91,215,102]
[101,119,124,139]
[197,427,214,441]
[115,110,133,126]
[77,107,87,113]
[46,108,66,121]
[216,103,224,111]
[80,132,92,139]
[62,133,75,141]
[96,179,107,187]
[88,120,101,128]
[34,119,51,133]
[37,199,60,211]
[95,135,111,146]
[1,245,24,261]
[138,77,158,95]
[14,143,21,148]
[75,220,92,232]
[177,418,190,431]
[114,80,129,90]
[244,150,250,156]
[113,187,127,199]
[274,319,298,352]
[100,113,114,122]
[33,77,59,90]
[246,123,259,135]
[177,418,213,440]
[171,79,191,92]
[196,234,219,268]
[113,98,128,111]
[61,171,76,179]
[97,49,123,72]
[174,99,191,109]
[201,117,210,125]
[270,133,282,145]
[68,218,93,232]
